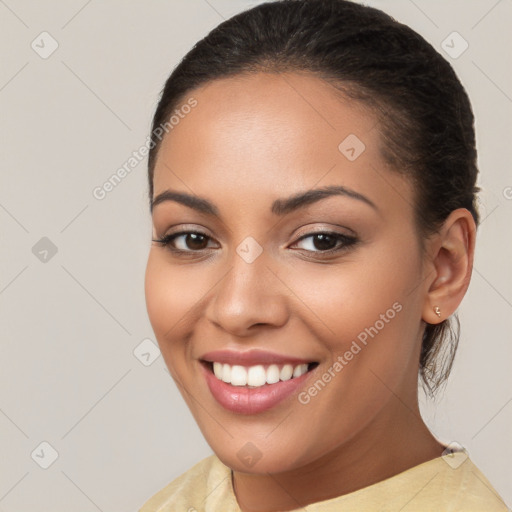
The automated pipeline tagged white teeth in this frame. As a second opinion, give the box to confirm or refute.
[293,364,308,378]
[213,362,223,379]
[266,364,280,384]
[280,364,294,381]
[231,365,247,386]
[222,363,231,383]
[209,361,312,387]
[247,365,267,387]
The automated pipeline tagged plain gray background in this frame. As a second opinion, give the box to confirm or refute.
[1,1,511,510]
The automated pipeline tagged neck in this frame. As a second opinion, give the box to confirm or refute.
[232,395,445,512]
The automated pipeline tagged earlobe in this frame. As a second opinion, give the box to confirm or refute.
[422,209,476,324]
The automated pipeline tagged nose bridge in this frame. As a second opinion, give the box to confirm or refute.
[206,236,288,334]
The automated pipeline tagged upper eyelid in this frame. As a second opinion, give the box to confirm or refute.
[159,222,355,238]
[159,227,354,240]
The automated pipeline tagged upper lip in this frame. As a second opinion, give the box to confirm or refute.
[200,349,315,366]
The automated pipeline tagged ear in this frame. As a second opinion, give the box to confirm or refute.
[422,208,476,325]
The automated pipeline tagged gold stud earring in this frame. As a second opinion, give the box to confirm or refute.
[434,306,441,318]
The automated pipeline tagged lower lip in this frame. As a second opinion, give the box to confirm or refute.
[201,362,316,414]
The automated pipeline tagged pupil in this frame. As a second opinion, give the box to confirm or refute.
[314,234,335,251]
[187,233,207,250]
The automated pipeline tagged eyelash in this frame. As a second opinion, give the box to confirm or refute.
[152,230,358,257]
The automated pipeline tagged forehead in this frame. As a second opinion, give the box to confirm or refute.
[153,72,413,217]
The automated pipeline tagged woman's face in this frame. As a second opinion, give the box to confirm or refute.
[145,72,431,473]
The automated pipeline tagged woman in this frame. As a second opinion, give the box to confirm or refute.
[140,0,509,510]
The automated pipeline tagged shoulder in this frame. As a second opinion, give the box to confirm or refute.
[367,453,509,512]
[138,454,239,512]
[429,454,509,511]
[306,453,509,512]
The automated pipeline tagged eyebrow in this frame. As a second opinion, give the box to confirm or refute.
[150,185,378,216]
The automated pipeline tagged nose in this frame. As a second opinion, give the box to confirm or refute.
[205,248,289,337]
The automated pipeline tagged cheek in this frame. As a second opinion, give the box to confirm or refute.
[286,238,423,391]
[289,248,418,342]
[284,248,421,425]
[144,252,203,359]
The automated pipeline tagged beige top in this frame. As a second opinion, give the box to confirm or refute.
[139,452,509,511]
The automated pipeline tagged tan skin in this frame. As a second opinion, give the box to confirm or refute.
[145,72,476,512]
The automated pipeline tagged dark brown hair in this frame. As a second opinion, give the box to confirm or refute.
[147,0,479,395]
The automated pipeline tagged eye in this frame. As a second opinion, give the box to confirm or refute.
[291,231,357,254]
[152,231,217,253]
[152,229,358,256]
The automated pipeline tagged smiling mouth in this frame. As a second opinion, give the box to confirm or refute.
[200,360,319,388]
